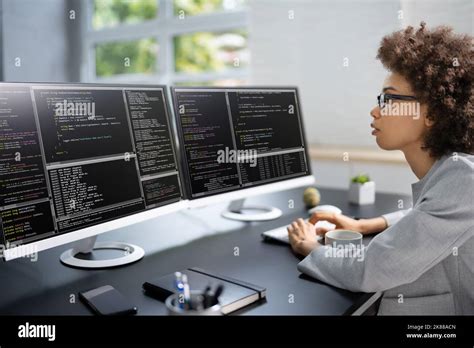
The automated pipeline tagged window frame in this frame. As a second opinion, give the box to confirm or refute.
[82,0,250,85]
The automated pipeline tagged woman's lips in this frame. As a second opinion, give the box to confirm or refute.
[370,123,380,135]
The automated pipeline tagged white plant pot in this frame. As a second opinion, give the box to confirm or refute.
[348,181,375,205]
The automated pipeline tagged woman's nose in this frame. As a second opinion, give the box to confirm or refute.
[370,106,381,119]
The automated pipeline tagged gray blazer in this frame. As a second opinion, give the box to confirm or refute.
[298,153,474,315]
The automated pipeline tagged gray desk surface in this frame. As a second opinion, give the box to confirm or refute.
[0,187,411,315]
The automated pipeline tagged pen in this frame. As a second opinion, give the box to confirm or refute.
[202,285,211,308]
[203,284,213,308]
[213,284,224,306]
[174,272,184,309]
[182,274,191,310]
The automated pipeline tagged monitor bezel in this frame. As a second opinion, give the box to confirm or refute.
[0,82,187,261]
[170,85,314,204]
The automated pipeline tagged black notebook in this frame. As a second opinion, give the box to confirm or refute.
[143,267,266,314]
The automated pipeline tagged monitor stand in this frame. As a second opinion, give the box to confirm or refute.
[59,235,145,269]
[221,198,282,222]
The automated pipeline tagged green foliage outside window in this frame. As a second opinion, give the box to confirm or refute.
[174,30,248,73]
[93,0,157,29]
[95,38,158,77]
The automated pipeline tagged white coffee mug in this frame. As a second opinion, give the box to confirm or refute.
[324,229,363,248]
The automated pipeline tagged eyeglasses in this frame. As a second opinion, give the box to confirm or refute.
[377,93,417,109]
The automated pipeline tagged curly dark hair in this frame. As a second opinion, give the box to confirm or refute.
[377,22,473,158]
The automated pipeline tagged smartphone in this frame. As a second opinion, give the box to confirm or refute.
[79,285,138,316]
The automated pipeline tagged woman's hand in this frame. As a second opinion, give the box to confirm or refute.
[287,218,321,256]
[309,212,388,235]
[310,212,362,236]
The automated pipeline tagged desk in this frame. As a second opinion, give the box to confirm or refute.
[0,187,411,315]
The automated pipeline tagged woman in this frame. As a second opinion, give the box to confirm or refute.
[287,22,473,315]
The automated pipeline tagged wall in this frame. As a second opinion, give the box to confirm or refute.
[401,0,473,33]
[1,0,73,82]
[311,159,416,195]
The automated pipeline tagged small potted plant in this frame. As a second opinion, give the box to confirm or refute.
[349,174,375,205]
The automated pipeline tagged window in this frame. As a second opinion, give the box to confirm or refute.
[93,0,158,30]
[174,30,249,73]
[84,0,249,86]
[173,0,247,17]
[95,38,158,77]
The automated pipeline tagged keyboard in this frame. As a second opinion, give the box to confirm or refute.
[262,219,336,244]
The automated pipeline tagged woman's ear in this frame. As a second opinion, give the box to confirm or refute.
[424,115,435,127]
[421,104,434,127]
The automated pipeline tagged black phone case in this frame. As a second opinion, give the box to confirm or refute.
[79,285,137,316]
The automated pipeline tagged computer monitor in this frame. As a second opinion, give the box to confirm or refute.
[171,86,315,221]
[0,83,186,268]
